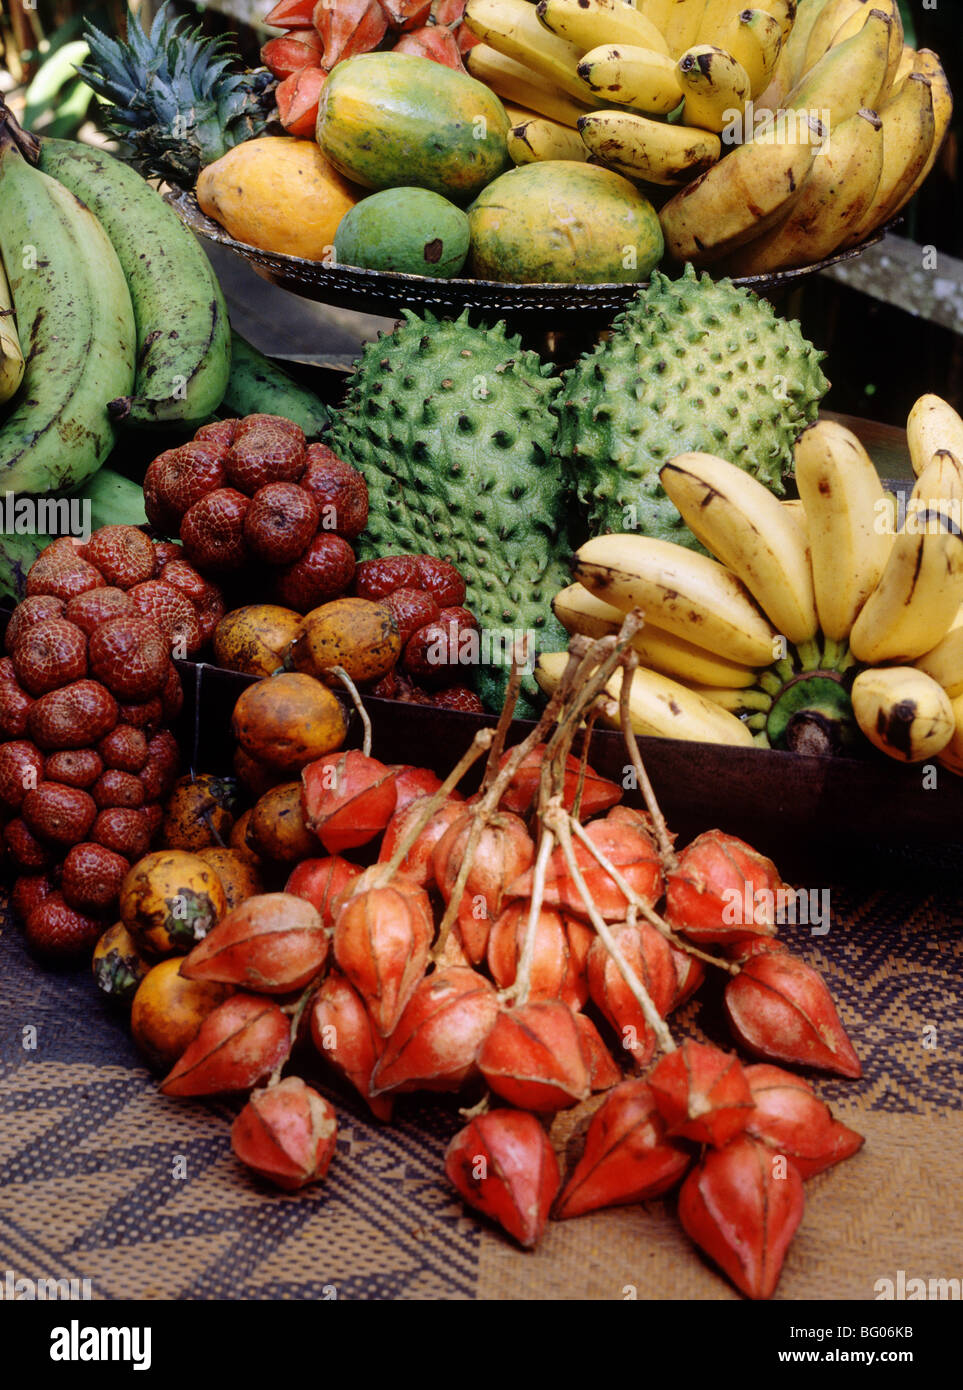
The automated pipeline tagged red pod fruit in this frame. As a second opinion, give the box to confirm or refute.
[179,893,327,994]
[587,921,677,1067]
[310,971,393,1121]
[477,1001,591,1112]
[332,870,433,1035]
[485,901,590,1011]
[496,743,622,819]
[507,819,663,922]
[444,1109,560,1249]
[231,1076,337,1190]
[377,794,464,888]
[576,1014,623,1091]
[285,855,362,927]
[389,763,450,813]
[678,1134,805,1300]
[665,829,784,945]
[554,1079,690,1219]
[724,951,862,1079]
[744,1064,865,1179]
[432,809,535,964]
[301,749,398,852]
[369,966,498,1095]
[667,942,706,1011]
[159,993,291,1096]
[648,1039,753,1147]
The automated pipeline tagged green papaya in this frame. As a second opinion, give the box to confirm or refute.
[334,188,470,278]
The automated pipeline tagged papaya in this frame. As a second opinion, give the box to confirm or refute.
[196,137,361,262]
[317,52,511,202]
[467,160,664,283]
[334,187,470,277]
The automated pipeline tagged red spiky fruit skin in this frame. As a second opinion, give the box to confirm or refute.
[444,1109,560,1249]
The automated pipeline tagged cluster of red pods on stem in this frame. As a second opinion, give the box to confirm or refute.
[157,620,865,1298]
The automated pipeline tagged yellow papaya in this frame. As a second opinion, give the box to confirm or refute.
[196,137,361,262]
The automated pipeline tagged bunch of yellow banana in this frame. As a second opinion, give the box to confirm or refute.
[463,0,951,274]
[538,395,963,776]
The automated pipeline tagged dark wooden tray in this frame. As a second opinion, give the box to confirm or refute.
[177,661,963,873]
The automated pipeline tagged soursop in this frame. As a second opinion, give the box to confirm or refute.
[329,309,571,712]
[553,266,830,548]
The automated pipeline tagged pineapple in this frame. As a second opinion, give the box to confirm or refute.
[79,4,277,188]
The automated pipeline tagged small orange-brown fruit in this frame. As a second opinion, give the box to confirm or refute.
[161,773,239,852]
[130,956,232,1071]
[230,808,265,868]
[213,604,304,677]
[246,781,321,863]
[198,847,265,911]
[92,921,152,1005]
[119,849,228,957]
[287,597,401,687]
[232,672,348,772]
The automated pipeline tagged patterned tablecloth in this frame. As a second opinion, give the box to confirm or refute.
[2,855,961,1302]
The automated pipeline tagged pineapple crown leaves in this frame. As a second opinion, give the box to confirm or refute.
[79,4,276,187]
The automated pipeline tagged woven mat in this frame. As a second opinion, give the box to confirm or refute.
[1,872,961,1302]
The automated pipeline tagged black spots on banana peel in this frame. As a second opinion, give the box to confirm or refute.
[876,701,916,759]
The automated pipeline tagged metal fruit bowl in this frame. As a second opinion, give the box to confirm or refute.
[167,187,887,329]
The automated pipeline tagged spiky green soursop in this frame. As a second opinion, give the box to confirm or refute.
[554,266,829,549]
[330,309,571,713]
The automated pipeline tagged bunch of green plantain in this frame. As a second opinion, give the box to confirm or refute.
[542,394,963,776]
[464,0,952,276]
[0,103,331,505]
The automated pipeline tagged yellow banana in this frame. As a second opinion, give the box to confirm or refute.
[850,452,963,664]
[658,120,821,264]
[755,40,796,113]
[722,107,883,273]
[902,49,953,206]
[786,7,892,126]
[686,683,773,714]
[577,108,722,183]
[536,0,672,56]
[535,653,757,746]
[907,394,963,478]
[841,72,936,247]
[828,0,902,101]
[759,0,797,43]
[637,0,676,38]
[463,0,603,104]
[937,694,963,776]
[664,0,710,58]
[573,533,778,666]
[715,9,784,99]
[465,43,594,126]
[659,451,818,644]
[678,44,752,131]
[851,666,955,763]
[508,117,589,163]
[781,498,809,536]
[915,606,963,700]
[0,252,25,406]
[553,581,760,686]
[892,43,915,89]
[578,44,684,115]
[695,0,745,45]
[792,418,892,642]
[802,0,866,72]
[782,0,831,85]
